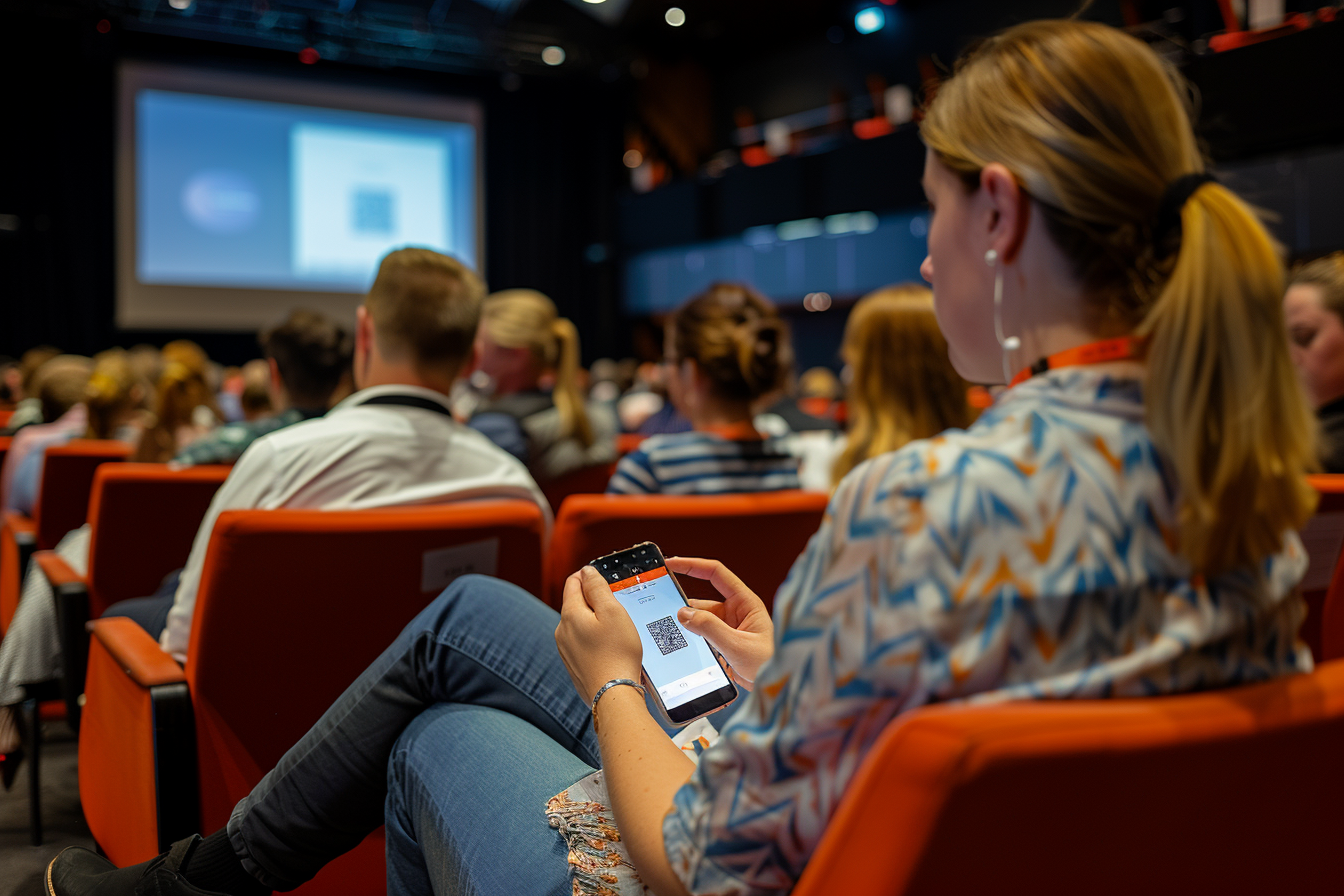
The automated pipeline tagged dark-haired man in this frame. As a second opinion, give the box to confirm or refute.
[173,310,352,467]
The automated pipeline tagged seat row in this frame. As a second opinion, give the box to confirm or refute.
[6,441,1344,893]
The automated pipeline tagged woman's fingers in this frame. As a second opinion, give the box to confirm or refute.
[666,557,759,604]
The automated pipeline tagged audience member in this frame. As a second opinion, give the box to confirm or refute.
[830,284,973,486]
[627,360,688,435]
[6,350,146,514]
[466,289,617,480]
[48,20,1321,896]
[0,355,93,512]
[238,359,274,421]
[173,311,352,467]
[131,340,222,463]
[101,247,548,663]
[0,356,19,410]
[1,345,60,434]
[1284,251,1344,471]
[0,350,146,781]
[609,283,801,494]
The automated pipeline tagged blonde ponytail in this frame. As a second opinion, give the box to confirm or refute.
[84,350,140,440]
[921,18,1317,576]
[1140,184,1316,574]
[550,316,595,448]
[481,289,594,447]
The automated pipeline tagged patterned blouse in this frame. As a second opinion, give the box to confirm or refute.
[552,369,1311,895]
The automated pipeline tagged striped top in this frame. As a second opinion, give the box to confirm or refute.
[606,431,801,495]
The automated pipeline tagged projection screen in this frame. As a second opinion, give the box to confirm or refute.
[117,61,483,331]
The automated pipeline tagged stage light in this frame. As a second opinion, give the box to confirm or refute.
[665,7,686,27]
[623,149,644,168]
[542,46,566,65]
[96,18,111,33]
[584,0,607,4]
[298,47,320,64]
[854,7,884,34]
[803,292,833,312]
[168,0,193,9]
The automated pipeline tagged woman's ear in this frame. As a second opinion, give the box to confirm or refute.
[980,163,1031,264]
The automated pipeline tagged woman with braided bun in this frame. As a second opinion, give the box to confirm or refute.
[466,288,617,483]
[607,283,803,495]
[49,19,1319,896]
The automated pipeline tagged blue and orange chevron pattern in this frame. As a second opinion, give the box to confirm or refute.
[663,369,1311,894]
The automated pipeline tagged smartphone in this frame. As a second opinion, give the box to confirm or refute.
[591,542,739,726]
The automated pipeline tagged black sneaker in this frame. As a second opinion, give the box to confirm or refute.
[47,836,230,896]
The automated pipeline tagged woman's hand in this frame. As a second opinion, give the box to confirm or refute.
[555,566,644,705]
[666,557,774,688]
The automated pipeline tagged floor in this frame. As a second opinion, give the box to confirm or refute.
[0,723,96,896]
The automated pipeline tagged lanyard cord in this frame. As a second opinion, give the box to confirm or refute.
[1008,336,1145,388]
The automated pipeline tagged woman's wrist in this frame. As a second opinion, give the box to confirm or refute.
[592,679,651,734]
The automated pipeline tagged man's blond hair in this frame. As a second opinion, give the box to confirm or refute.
[364,248,485,379]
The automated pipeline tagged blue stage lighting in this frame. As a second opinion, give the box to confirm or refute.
[854,7,885,34]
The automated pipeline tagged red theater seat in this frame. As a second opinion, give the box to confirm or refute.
[1300,475,1344,661]
[539,461,617,514]
[0,439,129,632]
[546,491,827,609]
[30,463,231,721]
[793,659,1344,895]
[79,501,546,895]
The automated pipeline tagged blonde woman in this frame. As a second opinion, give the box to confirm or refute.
[1284,252,1344,471]
[467,289,616,481]
[131,340,222,464]
[51,20,1319,896]
[830,283,974,486]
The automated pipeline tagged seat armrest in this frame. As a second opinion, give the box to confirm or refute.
[87,618,184,687]
[2,510,36,545]
[33,550,87,590]
[40,551,93,728]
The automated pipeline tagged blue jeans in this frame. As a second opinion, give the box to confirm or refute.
[226,575,599,895]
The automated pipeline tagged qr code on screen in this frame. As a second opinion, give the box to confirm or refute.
[646,616,689,655]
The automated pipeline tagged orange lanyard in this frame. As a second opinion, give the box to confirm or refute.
[1009,336,1145,388]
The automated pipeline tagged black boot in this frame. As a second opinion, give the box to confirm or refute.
[47,836,234,896]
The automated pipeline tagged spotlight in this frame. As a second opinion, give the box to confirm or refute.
[665,7,686,27]
[804,292,833,312]
[623,149,644,169]
[854,7,885,34]
[542,46,566,66]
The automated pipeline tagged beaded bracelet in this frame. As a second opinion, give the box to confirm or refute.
[590,678,646,733]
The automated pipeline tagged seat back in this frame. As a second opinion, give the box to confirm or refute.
[793,659,1344,895]
[183,501,546,831]
[34,439,131,550]
[1301,475,1344,661]
[539,461,617,514]
[546,491,827,609]
[83,464,231,616]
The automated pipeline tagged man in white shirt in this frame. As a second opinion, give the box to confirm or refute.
[105,248,549,662]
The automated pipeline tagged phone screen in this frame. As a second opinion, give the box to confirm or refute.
[605,559,734,715]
